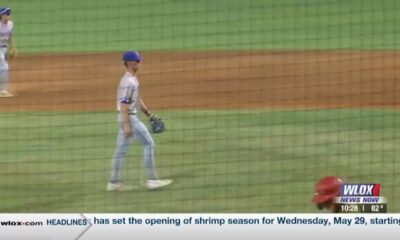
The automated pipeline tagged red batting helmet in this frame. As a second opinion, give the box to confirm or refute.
[312,176,343,204]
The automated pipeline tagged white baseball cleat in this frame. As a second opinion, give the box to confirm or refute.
[0,90,14,97]
[147,179,173,190]
[106,182,134,191]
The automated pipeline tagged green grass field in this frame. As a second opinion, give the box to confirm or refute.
[3,0,400,52]
[0,0,399,212]
[0,110,399,212]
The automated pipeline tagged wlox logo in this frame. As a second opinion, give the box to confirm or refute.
[340,184,381,196]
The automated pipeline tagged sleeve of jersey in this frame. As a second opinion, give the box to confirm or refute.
[119,85,134,104]
[119,96,131,104]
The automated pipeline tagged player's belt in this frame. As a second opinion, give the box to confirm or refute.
[0,45,7,48]
[117,111,136,115]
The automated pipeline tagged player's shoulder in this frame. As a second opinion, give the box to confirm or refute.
[120,72,138,86]
[0,20,13,29]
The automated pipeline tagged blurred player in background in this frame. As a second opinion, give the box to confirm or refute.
[0,7,16,97]
[107,50,173,191]
[312,176,343,213]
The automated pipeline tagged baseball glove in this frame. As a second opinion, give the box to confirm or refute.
[150,115,165,133]
[9,47,17,59]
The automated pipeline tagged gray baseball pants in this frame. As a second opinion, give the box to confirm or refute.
[110,114,157,182]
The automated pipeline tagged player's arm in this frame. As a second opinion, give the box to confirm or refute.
[9,34,17,58]
[140,99,152,118]
[9,34,14,48]
[120,100,132,137]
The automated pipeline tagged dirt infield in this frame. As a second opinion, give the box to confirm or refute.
[0,51,399,111]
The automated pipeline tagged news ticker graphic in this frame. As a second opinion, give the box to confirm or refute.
[334,183,387,213]
[1,214,400,240]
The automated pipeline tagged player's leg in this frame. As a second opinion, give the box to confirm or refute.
[107,125,135,191]
[131,116,172,189]
[0,48,11,97]
[0,70,9,93]
[131,116,157,179]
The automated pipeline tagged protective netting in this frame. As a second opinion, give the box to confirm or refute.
[0,0,398,212]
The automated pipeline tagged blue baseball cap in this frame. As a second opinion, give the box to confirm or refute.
[0,7,11,15]
[123,50,141,63]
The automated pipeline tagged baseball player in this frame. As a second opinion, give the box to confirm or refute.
[0,7,16,97]
[312,176,343,213]
[107,50,173,191]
